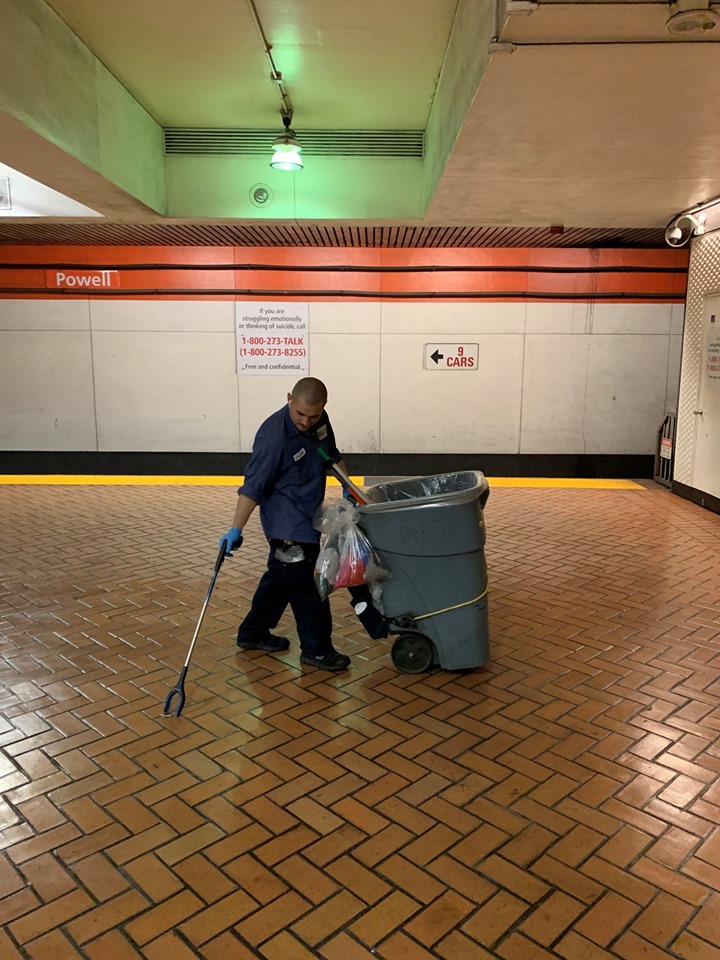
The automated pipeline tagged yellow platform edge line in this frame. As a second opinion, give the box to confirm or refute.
[0,474,645,489]
[486,477,645,489]
[0,475,358,486]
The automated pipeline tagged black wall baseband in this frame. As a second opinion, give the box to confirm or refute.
[672,480,720,516]
[0,451,656,480]
[0,262,688,275]
[0,288,685,300]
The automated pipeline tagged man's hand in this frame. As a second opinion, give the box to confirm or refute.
[219,527,243,556]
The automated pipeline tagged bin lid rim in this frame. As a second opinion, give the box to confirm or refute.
[359,471,488,512]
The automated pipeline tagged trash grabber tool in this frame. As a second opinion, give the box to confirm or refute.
[162,541,233,717]
[316,448,368,505]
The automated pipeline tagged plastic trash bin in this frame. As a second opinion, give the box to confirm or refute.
[356,471,490,673]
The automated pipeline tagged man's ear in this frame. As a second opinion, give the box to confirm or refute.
[287,393,292,403]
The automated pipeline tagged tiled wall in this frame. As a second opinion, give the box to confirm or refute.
[0,298,683,455]
[675,232,720,487]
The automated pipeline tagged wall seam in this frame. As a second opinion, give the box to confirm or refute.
[88,299,100,452]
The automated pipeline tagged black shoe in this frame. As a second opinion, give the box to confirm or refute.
[299,650,351,672]
[237,634,291,652]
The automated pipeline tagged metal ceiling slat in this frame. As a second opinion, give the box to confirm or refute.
[463,227,484,247]
[0,222,667,248]
[512,227,540,247]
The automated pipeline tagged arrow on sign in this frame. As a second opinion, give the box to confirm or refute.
[430,349,444,364]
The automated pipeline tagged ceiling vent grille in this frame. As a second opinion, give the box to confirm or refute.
[164,128,424,157]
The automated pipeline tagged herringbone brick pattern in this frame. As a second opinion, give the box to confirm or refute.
[1,482,720,959]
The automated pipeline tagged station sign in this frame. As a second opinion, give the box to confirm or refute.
[46,269,120,289]
[423,343,479,371]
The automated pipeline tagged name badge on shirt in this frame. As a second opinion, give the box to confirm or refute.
[293,448,306,462]
[316,425,328,441]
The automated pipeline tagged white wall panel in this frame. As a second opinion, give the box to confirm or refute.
[309,302,381,334]
[592,303,672,335]
[308,334,381,454]
[237,374,302,452]
[93,331,240,451]
[381,333,524,453]
[525,302,588,335]
[584,335,669,454]
[0,298,90,331]
[90,299,234,332]
[671,303,685,337]
[521,335,590,454]
[237,333,381,453]
[0,297,683,457]
[0,331,96,449]
[665,335,682,413]
[382,302,525,335]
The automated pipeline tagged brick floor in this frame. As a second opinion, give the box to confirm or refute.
[1,482,720,958]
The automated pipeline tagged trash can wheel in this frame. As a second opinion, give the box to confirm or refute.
[391,632,435,674]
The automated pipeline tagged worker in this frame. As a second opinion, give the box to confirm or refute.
[219,377,352,672]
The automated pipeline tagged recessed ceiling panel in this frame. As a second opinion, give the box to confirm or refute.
[44,0,458,129]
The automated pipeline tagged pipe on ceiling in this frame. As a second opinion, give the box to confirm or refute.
[246,0,294,120]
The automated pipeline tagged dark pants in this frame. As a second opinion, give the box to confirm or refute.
[237,541,333,657]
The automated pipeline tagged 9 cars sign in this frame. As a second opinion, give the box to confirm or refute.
[423,343,479,370]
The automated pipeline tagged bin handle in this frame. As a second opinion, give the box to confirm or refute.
[414,585,489,622]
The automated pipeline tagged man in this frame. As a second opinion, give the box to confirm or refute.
[220,377,352,672]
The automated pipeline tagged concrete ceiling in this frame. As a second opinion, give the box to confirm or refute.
[44,0,457,129]
[1,0,720,243]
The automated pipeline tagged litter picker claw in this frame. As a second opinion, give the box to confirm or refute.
[162,541,234,717]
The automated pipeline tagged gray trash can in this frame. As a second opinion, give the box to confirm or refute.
[357,471,490,673]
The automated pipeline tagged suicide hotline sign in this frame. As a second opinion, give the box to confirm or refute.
[235,302,309,376]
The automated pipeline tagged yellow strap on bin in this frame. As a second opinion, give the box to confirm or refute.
[413,585,489,622]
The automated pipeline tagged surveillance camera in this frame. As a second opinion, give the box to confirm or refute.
[664,212,704,247]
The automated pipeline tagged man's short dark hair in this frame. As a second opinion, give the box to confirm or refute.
[291,377,328,406]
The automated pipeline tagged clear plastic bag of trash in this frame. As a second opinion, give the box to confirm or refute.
[313,499,389,601]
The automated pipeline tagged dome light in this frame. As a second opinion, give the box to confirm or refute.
[270,115,303,172]
[666,1,720,36]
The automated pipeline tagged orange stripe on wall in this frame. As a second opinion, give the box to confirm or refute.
[0,246,689,302]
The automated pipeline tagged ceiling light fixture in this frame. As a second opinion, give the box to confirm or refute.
[270,112,303,172]
[246,0,304,173]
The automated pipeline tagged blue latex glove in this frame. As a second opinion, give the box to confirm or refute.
[219,527,243,556]
[342,485,353,501]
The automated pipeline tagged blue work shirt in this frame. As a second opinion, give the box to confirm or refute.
[239,404,341,543]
